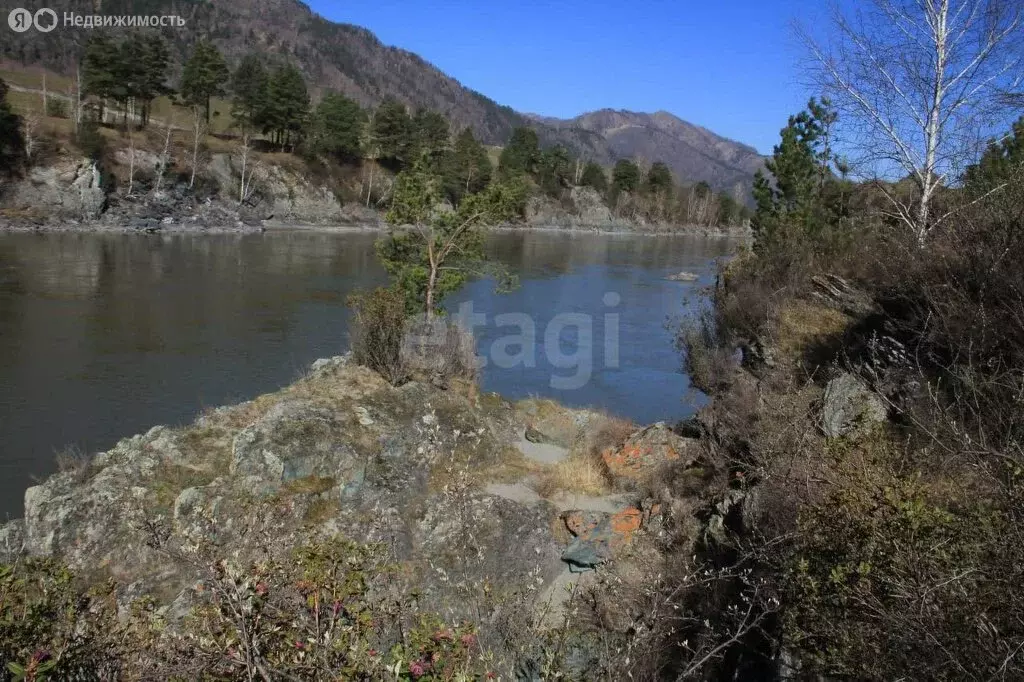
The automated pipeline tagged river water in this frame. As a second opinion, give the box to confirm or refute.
[0,229,734,518]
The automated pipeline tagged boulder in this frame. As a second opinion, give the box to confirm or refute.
[821,373,887,438]
[560,507,643,571]
[0,519,25,562]
[601,423,700,486]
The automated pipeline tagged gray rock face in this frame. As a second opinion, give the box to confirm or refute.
[0,520,25,562]
[524,186,615,230]
[230,400,360,487]
[5,158,106,219]
[206,153,357,226]
[821,373,887,438]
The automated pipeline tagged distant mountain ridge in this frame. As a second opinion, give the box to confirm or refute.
[2,0,764,195]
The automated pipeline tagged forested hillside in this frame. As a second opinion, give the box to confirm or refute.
[0,0,762,195]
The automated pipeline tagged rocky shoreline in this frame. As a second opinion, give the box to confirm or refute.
[0,154,748,238]
[0,353,727,627]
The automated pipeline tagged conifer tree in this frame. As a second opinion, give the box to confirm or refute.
[0,78,25,174]
[260,64,309,150]
[498,127,539,178]
[307,92,364,160]
[180,41,229,124]
[580,161,607,193]
[230,55,267,134]
[442,128,492,203]
[612,159,641,193]
[372,98,412,167]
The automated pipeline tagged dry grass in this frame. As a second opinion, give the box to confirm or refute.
[535,414,636,498]
[54,444,92,483]
[535,454,609,497]
[773,301,850,360]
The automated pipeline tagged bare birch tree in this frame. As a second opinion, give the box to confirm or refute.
[800,0,1024,244]
[237,129,262,205]
[153,115,174,195]
[22,112,40,162]
[188,104,207,189]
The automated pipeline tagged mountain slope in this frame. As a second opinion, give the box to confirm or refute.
[534,109,765,198]
[2,0,763,194]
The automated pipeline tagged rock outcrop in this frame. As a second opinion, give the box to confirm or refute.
[821,372,887,438]
[3,157,106,220]
[0,357,634,624]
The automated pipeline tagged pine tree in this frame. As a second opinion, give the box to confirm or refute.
[230,55,268,133]
[751,98,841,251]
[180,41,229,124]
[372,98,412,167]
[442,128,492,203]
[964,117,1024,195]
[498,127,539,178]
[645,161,673,194]
[307,91,364,160]
[260,64,309,150]
[0,78,25,174]
[612,159,641,193]
[81,34,119,122]
[536,145,571,196]
[134,36,170,127]
[410,108,450,166]
[379,163,514,317]
[580,161,607,193]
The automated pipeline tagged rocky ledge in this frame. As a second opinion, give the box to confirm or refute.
[0,355,733,636]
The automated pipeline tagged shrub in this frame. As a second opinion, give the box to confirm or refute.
[54,444,91,483]
[44,97,68,119]
[678,303,736,394]
[347,286,410,386]
[0,560,127,679]
[72,119,106,163]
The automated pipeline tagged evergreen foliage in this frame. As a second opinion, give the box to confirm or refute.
[0,78,24,174]
[180,41,229,123]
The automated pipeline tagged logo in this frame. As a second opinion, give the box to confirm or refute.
[8,7,58,32]
[34,8,57,32]
[8,8,32,32]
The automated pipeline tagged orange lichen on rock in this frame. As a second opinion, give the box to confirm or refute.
[601,424,698,485]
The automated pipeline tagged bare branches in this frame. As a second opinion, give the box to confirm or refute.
[800,0,1024,244]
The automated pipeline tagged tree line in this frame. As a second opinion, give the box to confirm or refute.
[7,33,751,228]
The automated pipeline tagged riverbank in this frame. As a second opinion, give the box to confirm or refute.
[0,214,747,238]
[0,351,734,678]
[0,150,749,238]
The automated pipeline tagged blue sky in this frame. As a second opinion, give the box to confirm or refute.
[306,0,827,154]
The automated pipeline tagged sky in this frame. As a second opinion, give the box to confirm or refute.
[306,0,827,155]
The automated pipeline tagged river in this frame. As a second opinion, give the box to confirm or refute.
[0,229,734,518]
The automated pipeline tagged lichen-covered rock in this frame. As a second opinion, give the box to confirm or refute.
[560,507,644,571]
[0,519,24,562]
[5,158,106,219]
[230,400,360,487]
[601,422,700,486]
[3,356,591,628]
[821,372,887,438]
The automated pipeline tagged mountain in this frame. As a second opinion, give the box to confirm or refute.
[2,0,764,194]
[531,110,766,198]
